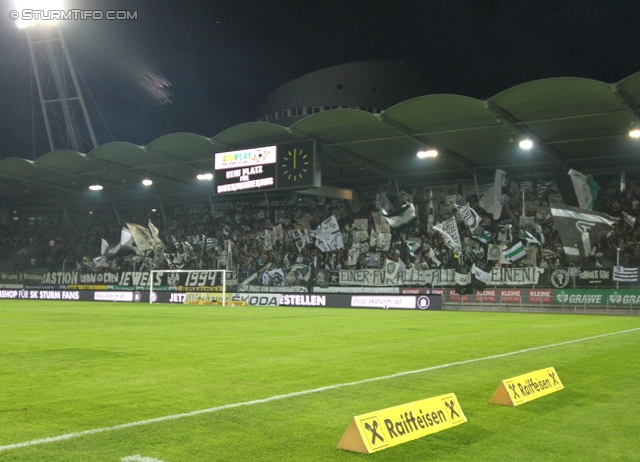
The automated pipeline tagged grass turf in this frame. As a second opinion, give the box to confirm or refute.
[0,300,639,461]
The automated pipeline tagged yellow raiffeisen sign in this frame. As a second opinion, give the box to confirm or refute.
[183,293,246,305]
[490,367,564,406]
[337,393,467,454]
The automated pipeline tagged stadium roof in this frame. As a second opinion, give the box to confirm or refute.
[1,72,640,209]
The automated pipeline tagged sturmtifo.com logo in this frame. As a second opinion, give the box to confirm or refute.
[10,9,138,27]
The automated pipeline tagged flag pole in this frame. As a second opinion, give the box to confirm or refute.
[522,188,525,217]
[617,248,620,290]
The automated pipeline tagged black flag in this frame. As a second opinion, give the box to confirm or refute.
[550,204,617,262]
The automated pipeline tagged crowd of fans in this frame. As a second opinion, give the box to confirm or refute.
[2,180,640,280]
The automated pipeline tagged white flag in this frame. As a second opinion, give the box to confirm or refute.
[120,228,133,248]
[127,223,153,252]
[100,239,109,256]
[433,216,462,250]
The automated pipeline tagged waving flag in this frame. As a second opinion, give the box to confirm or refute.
[473,231,491,246]
[313,216,344,251]
[428,189,435,226]
[518,229,541,245]
[471,263,492,283]
[568,169,600,210]
[623,212,636,227]
[433,216,462,250]
[550,204,616,262]
[503,241,526,262]
[456,205,481,232]
[380,202,417,230]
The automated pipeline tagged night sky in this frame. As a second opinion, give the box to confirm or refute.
[1,0,639,159]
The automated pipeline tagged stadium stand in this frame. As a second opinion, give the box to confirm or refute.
[3,179,639,281]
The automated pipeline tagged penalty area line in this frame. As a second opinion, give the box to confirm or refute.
[1,326,639,453]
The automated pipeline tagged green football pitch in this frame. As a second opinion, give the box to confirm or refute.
[1,300,639,461]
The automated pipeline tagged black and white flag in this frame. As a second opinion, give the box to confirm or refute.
[259,267,285,286]
[365,252,380,268]
[536,179,557,198]
[518,229,541,245]
[613,266,639,282]
[206,238,219,251]
[550,204,617,262]
[428,189,435,226]
[623,212,636,228]
[312,215,344,252]
[471,262,491,283]
[291,229,312,251]
[456,205,481,232]
[433,216,462,250]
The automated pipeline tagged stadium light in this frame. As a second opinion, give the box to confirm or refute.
[15,0,64,29]
[88,185,103,191]
[630,128,640,139]
[519,139,534,150]
[197,173,214,180]
[416,149,438,158]
[142,179,153,186]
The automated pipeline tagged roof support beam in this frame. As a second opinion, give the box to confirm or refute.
[87,156,193,188]
[34,163,124,186]
[378,113,481,177]
[612,83,640,123]
[485,101,568,169]
[0,171,76,196]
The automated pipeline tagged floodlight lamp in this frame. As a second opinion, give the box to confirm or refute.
[629,128,640,139]
[417,149,438,158]
[88,184,103,191]
[197,173,214,180]
[142,179,153,186]
[15,0,64,29]
[519,139,534,150]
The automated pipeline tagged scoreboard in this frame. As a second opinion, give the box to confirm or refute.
[214,140,319,195]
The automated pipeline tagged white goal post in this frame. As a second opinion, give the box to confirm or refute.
[149,269,230,305]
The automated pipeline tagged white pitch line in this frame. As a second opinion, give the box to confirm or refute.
[121,455,166,462]
[1,326,638,453]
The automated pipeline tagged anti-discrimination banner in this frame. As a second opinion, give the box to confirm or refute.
[337,267,546,287]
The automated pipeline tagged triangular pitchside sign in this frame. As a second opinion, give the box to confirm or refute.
[337,393,466,454]
[489,367,564,406]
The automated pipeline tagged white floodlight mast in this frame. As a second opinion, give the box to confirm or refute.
[17,1,98,154]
